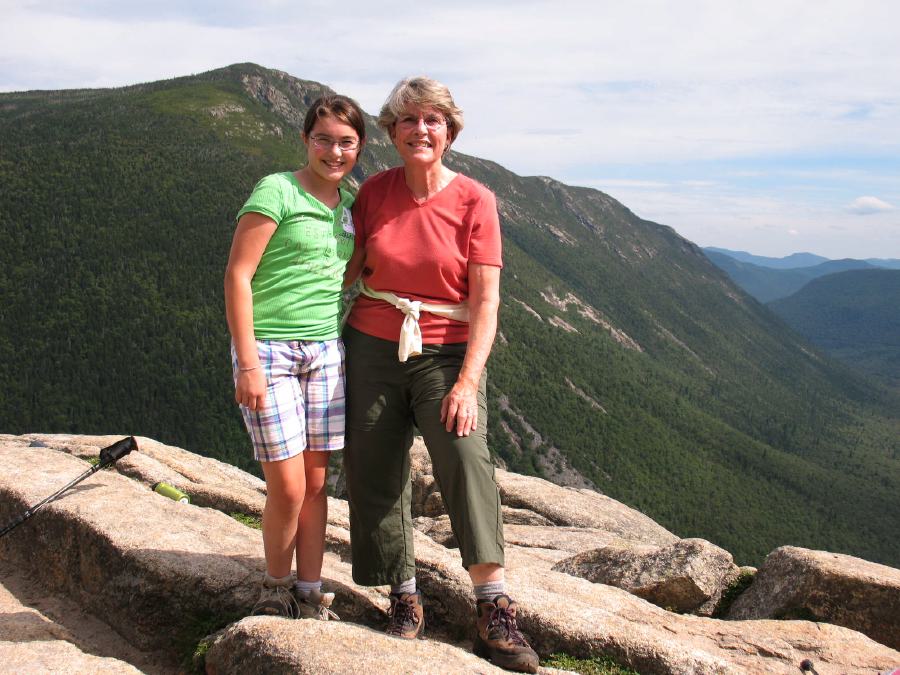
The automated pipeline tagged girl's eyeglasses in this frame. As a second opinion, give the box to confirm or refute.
[309,135,360,152]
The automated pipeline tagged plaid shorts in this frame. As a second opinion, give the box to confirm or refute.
[232,338,346,462]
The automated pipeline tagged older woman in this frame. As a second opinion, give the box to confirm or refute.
[342,77,538,673]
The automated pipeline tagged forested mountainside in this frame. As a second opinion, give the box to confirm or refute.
[1,63,898,566]
[704,250,876,303]
[769,269,900,388]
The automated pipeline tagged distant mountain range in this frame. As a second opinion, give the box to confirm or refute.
[703,251,877,303]
[704,248,829,270]
[705,247,900,272]
[705,248,900,390]
[1,64,898,566]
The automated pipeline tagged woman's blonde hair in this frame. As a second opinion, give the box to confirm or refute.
[378,76,464,146]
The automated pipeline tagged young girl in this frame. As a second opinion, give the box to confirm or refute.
[225,94,365,619]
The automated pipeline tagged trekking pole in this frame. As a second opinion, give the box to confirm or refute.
[0,436,137,539]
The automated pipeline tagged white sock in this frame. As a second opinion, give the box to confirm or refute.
[294,579,322,596]
[474,580,506,601]
[390,577,417,596]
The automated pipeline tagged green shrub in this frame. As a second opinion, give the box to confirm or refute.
[713,569,756,618]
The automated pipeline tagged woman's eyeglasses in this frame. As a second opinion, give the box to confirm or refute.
[309,135,360,152]
[396,114,447,130]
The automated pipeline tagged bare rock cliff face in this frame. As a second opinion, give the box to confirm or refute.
[1,434,898,674]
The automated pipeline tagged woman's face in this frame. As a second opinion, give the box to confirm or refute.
[390,105,449,168]
[302,115,361,184]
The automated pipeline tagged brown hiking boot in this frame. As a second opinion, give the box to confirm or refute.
[385,591,425,639]
[474,594,539,673]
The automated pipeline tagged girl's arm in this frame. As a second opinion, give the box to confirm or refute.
[440,263,501,436]
[224,212,278,411]
[343,246,366,288]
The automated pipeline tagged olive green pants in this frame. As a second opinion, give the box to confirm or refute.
[343,325,505,586]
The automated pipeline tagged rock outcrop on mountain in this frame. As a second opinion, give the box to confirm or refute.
[727,546,900,651]
[551,538,740,616]
[204,617,510,674]
[1,434,899,674]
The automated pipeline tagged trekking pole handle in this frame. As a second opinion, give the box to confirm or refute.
[99,436,137,467]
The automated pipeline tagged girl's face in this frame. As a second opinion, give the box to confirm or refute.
[302,115,362,184]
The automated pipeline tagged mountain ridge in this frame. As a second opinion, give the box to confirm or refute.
[704,251,877,302]
[704,246,900,270]
[704,247,830,269]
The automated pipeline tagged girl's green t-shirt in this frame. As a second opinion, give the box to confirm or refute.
[236,172,355,341]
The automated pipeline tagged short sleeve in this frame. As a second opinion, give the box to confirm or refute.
[468,186,503,268]
[236,174,285,224]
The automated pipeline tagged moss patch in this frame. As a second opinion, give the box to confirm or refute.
[190,637,212,674]
[542,652,640,675]
[229,512,262,529]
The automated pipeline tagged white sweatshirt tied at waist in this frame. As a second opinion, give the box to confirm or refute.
[359,282,469,362]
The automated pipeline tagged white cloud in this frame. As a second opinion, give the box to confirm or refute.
[847,196,894,215]
[580,179,900,259]
[590,179,672,189]
[6,1,900,165]
[3,0,900,256]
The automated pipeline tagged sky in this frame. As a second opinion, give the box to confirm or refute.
[2,0,899,259]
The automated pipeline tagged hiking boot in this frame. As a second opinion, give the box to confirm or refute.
[294,586,341,621]
[251,575,300,619]
[474,594,539,673]
[385,590,425,639]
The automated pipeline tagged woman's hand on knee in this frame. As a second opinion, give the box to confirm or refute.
[440,379,478,437]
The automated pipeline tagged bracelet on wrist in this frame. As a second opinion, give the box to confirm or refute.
[239,365,261,373]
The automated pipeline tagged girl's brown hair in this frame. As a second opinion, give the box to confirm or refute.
[302,94,367,143]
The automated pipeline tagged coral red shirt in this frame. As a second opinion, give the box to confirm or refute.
[348,167,502,344]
